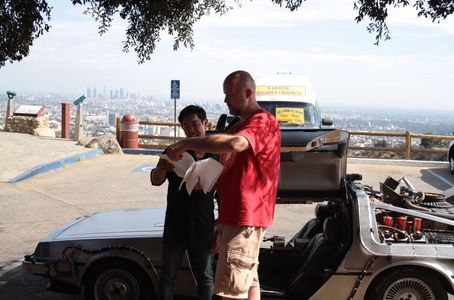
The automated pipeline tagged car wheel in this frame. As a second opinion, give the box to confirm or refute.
[449,155,454,174]
[366,268,447,300]
[83,260,152,300]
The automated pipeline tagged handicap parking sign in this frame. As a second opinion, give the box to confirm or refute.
[171,80,180,99]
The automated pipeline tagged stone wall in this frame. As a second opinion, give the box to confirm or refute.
[5,116,55,137]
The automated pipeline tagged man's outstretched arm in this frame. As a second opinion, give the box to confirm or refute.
[167,134,250,161]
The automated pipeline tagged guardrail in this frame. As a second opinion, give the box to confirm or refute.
[119,120,454,159]
[349,131,454,160]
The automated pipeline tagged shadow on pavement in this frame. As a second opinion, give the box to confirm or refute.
[0,266,201,300]
[0,267,81,300]
[420,167,454,192]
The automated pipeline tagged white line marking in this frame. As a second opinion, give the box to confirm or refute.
[426,169,454,188]
[141,166,154,172]
[0,260,22,278]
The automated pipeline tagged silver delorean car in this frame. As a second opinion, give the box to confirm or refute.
[23,129,454,300]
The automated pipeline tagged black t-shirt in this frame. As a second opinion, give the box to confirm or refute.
[152,151,215,245]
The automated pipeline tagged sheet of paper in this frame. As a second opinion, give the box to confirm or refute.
[179,163,199,195]
[178,157,224,195]
[197,158,224,194]
[158,152,194,177]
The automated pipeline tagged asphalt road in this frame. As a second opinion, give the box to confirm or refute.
[1,155,453,299]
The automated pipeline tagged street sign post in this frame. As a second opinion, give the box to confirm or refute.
[170,80,180,137]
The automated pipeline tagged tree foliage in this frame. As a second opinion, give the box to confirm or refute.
[374,138,388,148]
[1,0,453,67]
[420,136,435,148]
[71,0,231,64]
[0,0,51,67]
[420,134,446,148]
[354,0,454,45]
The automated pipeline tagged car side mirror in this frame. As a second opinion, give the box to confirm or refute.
[225,116,240,131]
[322,118,333,126]
[215,114,228,131]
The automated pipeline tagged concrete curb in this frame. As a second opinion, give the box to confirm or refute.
[8,148,103,184]
[122,148,162,155]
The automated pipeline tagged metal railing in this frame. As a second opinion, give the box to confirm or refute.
[118,119,454,159]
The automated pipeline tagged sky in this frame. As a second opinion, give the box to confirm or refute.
[1,0,454,111]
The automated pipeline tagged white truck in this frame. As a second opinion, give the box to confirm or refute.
[256,73,332,129]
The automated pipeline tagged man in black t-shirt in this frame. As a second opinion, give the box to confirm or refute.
[151,105,215,300]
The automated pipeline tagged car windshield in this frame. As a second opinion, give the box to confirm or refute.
[258,101,319,128]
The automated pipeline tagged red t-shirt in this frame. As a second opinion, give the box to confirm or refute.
[218,109,281,227]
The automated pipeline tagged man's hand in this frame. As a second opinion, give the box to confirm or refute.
[156,159,174,172]
[151,158,174,186]
[166,141,187,161]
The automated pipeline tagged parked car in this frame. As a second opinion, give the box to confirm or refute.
[448,139,454,174]
[23,129,454,300]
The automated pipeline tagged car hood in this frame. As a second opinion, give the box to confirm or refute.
[277,129,350,203]
[44,207,166,241]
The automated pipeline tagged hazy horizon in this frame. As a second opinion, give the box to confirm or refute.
[2,93,454,114]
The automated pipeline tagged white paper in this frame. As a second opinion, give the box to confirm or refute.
[156,152,223,195]
[178,158,224,195]
[196,158,224,194]
[179,163,199,194]
[158,152,194,177]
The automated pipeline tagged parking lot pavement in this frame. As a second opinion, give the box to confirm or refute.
[0,131,99,183]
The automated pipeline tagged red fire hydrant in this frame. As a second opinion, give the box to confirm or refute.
[120,113,139,148]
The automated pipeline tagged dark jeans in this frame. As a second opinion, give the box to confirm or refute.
[159,234,214,300]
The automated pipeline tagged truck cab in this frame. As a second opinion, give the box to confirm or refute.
[256,73,332,129]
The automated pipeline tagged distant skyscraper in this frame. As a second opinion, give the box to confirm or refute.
[110,90,113,100]
[108,113,118,126]
[93,87,97,99]
[87,87,92,98]
[120,88,124,99]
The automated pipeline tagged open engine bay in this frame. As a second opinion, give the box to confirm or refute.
[369,176,454,245]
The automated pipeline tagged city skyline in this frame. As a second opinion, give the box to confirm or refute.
[0,0,453,111]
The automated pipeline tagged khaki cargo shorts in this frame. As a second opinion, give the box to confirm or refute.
[214,224,266,299]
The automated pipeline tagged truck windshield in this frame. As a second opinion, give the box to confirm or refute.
[258,101,319,128]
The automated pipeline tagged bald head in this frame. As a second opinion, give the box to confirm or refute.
[223,70,260,119]
[224,70,256,92]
